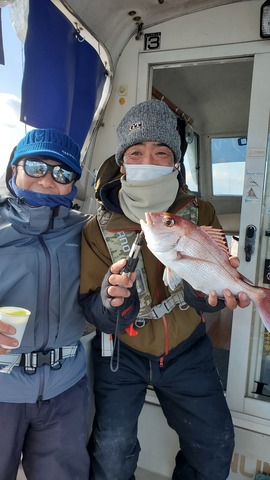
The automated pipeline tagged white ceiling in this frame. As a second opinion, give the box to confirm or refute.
[152,58,254,135]
[64,0,253,66]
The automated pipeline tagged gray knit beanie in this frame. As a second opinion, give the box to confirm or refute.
[115,99,181,165]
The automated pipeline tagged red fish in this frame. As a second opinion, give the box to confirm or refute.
[140,211,270,331]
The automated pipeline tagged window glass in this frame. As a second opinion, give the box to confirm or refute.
[184,134,199,193]
[211,137,247,196]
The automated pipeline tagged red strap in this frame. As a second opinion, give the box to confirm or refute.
[122,305,139,336]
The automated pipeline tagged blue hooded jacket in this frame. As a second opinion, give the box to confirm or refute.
[0,192,90,402]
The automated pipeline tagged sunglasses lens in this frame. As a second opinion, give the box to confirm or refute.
[22,159,76,184]
[24,160,47,178]
[52,166,77,184]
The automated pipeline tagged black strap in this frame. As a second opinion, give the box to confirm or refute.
[19,349,63,374]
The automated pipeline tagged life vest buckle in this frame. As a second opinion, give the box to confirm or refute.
[135,318,146,328]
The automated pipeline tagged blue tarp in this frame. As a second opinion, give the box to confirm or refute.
[20,0,106,148]
[0,9,5,65]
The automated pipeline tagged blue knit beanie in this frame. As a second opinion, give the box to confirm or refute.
[115,99,181,166]
[11,129,82,177]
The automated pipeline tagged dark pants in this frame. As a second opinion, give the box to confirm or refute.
[0,376,90,480]
[89,328,234,480]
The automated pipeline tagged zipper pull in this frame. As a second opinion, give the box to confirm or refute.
[159,355,164,368]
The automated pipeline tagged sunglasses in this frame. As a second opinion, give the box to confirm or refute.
[17,158,77,185]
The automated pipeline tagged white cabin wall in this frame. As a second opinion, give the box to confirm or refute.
[139,1,260,52]
[83,0,262,208]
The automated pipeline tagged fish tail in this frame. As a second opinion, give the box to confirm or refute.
[257,288,270,332]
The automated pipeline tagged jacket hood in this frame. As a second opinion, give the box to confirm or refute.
[5,146,16,193]
[0,181,13,200]
[94,155,123,213]
[94,155,121,203]
[0,196,88,236]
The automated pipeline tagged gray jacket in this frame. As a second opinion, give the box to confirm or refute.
[0,193,89,402]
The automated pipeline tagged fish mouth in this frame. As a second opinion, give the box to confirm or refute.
[140,212,178,252]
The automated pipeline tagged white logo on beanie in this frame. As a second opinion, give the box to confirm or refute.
[129,122,143,132]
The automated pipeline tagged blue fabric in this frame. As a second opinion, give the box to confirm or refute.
[89,326,234,480]
[12,129,82,176]
[20,0,106,148]
[9,170,78,208]
[0,9,4,65]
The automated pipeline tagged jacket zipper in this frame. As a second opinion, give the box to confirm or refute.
[36,368,45,405]
[38,236,51,350]
[36,236,51,403]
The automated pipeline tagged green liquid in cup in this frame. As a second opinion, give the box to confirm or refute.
[11,311,28,316]
[0,308,28,317]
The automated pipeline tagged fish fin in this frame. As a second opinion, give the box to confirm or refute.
[200,226,229,256]
[257,288,270,332]
[163,267,182,290]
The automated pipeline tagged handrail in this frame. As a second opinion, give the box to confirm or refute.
[152,86,193,125]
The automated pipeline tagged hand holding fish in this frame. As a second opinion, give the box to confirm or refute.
[208,286,250,309]
[207,256,250,309]
[140,212,270,331]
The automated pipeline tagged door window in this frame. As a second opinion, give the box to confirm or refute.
[211,137,247,196]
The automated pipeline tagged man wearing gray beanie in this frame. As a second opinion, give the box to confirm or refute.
[80,99,250,480]
[0,128,92,479]
[115,99,181,166]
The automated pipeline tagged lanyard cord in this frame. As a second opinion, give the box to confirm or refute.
[110,310,121,372]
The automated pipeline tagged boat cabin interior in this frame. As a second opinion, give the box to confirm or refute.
[1,1,270,478]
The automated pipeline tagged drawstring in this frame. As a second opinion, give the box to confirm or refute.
[110,305,132,372]
[110,310,121,372]
[159,314,169,368]
[157,262,169,368]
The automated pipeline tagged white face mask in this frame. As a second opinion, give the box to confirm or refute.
[124,164,174,182]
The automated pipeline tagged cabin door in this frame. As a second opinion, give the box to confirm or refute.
[136,45,270,479]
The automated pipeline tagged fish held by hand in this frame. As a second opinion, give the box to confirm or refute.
[140,211,270,332]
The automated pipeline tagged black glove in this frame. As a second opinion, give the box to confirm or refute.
[100,268,140,329]
[183,280,226,313]
[100,268,114,310]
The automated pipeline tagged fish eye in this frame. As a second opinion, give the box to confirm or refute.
[163,216,175,227]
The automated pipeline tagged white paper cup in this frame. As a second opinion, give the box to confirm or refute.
[0,306,31,349]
